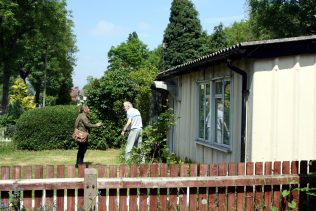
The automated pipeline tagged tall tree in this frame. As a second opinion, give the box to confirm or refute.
[0,0,40,109]
[224,20,256,46]
[162,0,207,70]
[107,32,150,71]
[248,0,316,39]
[25,0,76,105]
[87,32,159,146]
[207,23,228,53]
[0,0,76,109]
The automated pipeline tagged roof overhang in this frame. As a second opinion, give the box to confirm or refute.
[157,35,316,80]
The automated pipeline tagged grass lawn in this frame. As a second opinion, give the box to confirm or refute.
[0,142,122,166]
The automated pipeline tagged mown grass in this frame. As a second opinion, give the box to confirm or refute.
[0,142,122,166]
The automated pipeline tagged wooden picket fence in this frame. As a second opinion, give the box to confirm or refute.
[0,160,315,211]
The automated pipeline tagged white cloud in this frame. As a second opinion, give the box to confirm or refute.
[89,20,122,37]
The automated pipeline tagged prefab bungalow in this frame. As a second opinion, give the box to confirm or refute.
[155,35,316,163]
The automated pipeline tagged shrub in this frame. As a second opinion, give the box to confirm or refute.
[127,108,182,164]
[13,105,113,150]
[85,111,124,150]
[13,105,78,150]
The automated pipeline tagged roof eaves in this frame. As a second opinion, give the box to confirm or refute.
[158,44,242,79]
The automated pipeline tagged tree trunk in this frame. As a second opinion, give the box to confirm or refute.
[34,88,41,106]
[1,62,11,111]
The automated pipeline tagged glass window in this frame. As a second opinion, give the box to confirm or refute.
[198,82,210,141]
[213,79,231,146]
[197,78,231,148]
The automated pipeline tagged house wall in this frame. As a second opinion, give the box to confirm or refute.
[170,63,243,164]
[248,54,316,162]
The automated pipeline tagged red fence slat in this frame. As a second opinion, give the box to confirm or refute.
[198,164,208,211]
[169,164,179,211]
[34,165,43,210]
[245,162,254,211]
[129,165,138,211]
[56,165,65,211]
[281,161,290,210]
[272,161,281,211]
[208,164,218,211]
[22,166,32,211]
[119,165,128,211]
[179,164,189,211]
[218,163,227,211]
[254,162,263,211]
[159,163,168,211]
[237,163,245,211]
[78,164,85,209]
[189,164,198,211]
[264,162,273,210]
[97,165,107,211]
[1,166,10,207]
[149,163,159,211]
[290,161,299,211]
[228,162,237,210]
[109,165,118,211]
[139,164,149,211]
[45,165,54,208]
[67,165,76,211]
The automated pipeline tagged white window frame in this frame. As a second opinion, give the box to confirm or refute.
[196,76,233,152]
[197,81,211,142]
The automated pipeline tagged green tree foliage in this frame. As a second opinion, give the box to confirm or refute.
[21,0,76,105]
[224,20,256,46]
[248,0,316,39]
[108,32,150,71]
[0,78,35,129]
[0,0,39,109]
[207,23,229,52]
[87,32,159,147]
[162,0,209,70]
[128,109,180,164]
[0,0,76,109]
[9,78,35,110]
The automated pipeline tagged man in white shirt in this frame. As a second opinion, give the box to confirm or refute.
[121,101,143,160]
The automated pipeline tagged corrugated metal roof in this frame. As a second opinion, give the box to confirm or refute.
[158,35,316,79]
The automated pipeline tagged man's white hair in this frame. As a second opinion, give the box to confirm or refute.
[123,101,133,108]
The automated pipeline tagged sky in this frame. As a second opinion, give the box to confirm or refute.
[66,0,249,88]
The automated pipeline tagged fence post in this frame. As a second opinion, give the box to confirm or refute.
[84,168,97,211]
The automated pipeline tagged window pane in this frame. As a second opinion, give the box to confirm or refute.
[223,81,231,145]
[215,98,223,144]
[215,81,222,94]
[205,83,210,141]
[198,84,205,139]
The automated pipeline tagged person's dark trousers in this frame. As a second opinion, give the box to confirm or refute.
[76,142,88,167]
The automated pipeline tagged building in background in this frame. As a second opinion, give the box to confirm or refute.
[155,35,316,164]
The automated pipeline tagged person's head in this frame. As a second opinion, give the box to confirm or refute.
[79,105,89,113]
[123,101,133,112]
[218,103,223,111]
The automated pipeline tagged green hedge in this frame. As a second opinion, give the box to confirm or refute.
[13,105,78,150]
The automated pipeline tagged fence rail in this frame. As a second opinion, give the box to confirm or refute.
[0,160,315,210]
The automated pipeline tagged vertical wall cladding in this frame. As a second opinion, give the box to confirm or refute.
[172,63,243,164]
[251,54,316,162]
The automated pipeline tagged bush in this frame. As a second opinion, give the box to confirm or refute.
[85,111,124,150]
[13,105,78,150]
[127,108,182,164]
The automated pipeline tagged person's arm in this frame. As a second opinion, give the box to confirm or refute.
[121,118,132,136]
[82,115,102,128]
